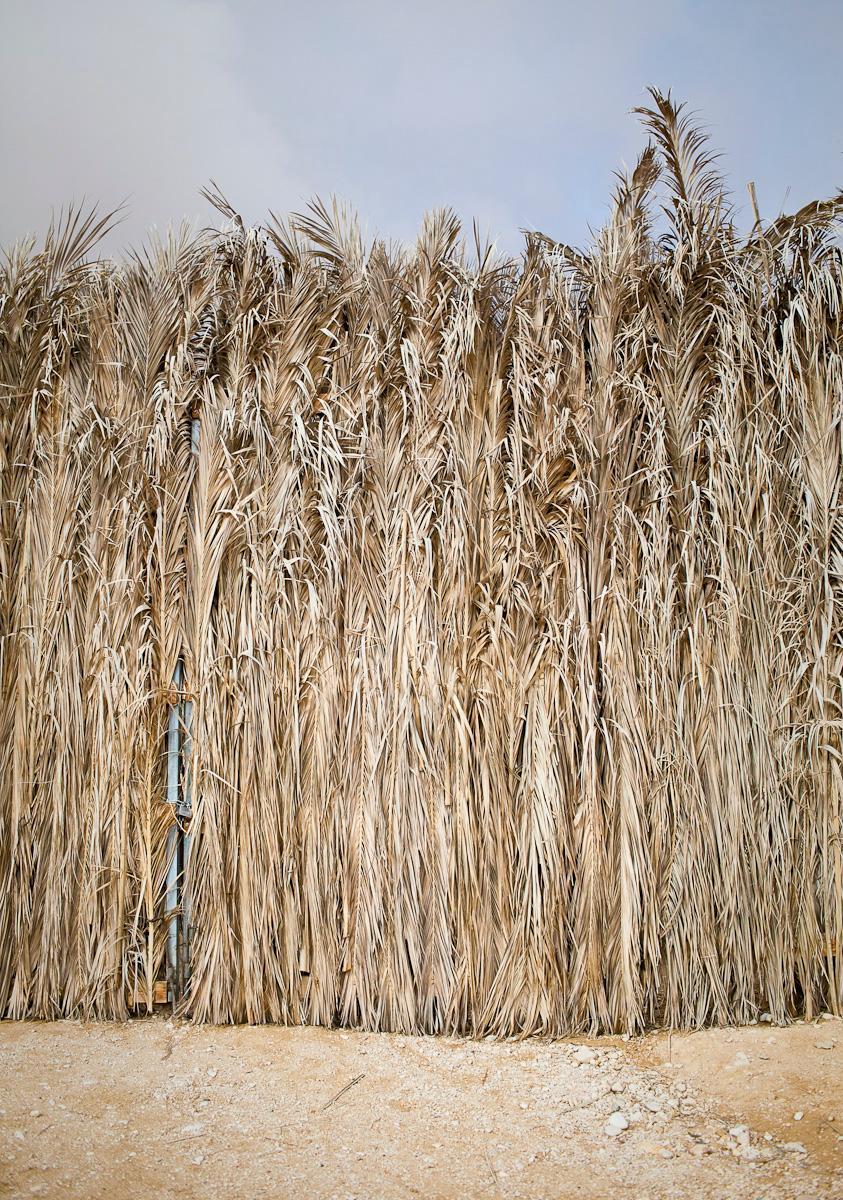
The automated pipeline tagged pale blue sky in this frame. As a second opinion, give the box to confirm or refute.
[1,0,841,253]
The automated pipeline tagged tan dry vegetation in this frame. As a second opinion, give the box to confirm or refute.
[1,90,842,1033]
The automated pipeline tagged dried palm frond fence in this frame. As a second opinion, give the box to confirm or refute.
[1,92,842,1034]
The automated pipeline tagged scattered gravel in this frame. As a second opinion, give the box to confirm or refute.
[0,1018,839,1199]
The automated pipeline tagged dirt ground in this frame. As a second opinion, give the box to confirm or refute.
[0,1015,840,1199]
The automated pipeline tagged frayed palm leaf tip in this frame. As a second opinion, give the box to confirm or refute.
[2,90,842,1033]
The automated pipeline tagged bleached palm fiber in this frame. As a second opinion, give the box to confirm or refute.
[1,93,841,1032]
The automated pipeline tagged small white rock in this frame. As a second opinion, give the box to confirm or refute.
[793,1111,804,1121]
[603,1112,629,1137]
[729,1051,750,1068]
[573,1046,596,1064]
[729,1124,750,1148]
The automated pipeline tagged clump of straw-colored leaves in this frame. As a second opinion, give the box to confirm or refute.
[1,92,841,1033]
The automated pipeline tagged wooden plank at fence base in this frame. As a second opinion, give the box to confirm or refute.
[126,980,169,1008]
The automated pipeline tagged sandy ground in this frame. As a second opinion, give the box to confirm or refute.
[0,1016,840,1199]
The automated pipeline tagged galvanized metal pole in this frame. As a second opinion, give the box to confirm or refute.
[165,659,183,999]
[180,416,200,990]
[165,416,201,1004]
[180,689,194,991]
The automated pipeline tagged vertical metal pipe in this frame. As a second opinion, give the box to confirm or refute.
[181,828,192,991]
[165,660,183,997]
[180,693,194,989]
[179,415,200,993]
[167,416,201,998]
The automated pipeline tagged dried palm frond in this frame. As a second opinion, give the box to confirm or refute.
[1,100,841,1033]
